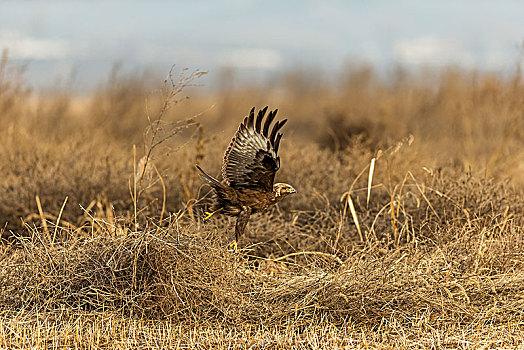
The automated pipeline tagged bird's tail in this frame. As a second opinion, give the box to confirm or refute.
[196,165,225,189]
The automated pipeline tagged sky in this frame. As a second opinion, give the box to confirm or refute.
[1,0,523,91]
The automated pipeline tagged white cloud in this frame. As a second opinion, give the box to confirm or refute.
[0,30,70,60]
[394,36,475,66]
[220,48,282,70]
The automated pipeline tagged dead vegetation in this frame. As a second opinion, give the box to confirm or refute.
[0,53,523,348]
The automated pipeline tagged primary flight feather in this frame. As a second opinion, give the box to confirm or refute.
[196,106,296,250]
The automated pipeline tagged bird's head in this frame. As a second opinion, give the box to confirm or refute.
[273,183,296,199]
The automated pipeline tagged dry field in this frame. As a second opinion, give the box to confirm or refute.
[0,54,524,348]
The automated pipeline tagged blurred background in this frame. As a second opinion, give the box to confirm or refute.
[1,0,523,232]
[1,0,523,92]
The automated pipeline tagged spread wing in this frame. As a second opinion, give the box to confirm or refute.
[221,106,287,192]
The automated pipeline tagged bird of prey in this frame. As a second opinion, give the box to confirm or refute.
[196,106,296,251]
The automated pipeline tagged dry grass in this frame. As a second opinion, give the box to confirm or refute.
[0,53,523,348]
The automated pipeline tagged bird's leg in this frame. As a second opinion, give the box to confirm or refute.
[231,206,251,252]
[203,208,222,222]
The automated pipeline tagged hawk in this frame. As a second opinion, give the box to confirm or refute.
[196,106,296,251]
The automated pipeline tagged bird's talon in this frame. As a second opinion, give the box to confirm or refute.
[203,211,214,222]
[228,241,238,253]
[203,209,222,222]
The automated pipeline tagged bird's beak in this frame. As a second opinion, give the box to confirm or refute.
[290,187,297,194]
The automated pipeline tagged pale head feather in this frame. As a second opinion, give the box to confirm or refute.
[273,183,296,198]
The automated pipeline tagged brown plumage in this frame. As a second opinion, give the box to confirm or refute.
[197,106,296,248]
